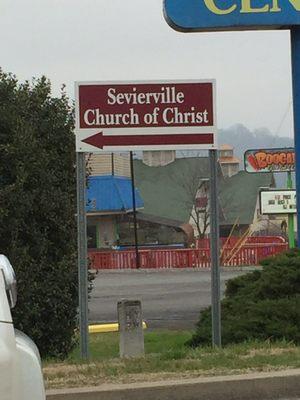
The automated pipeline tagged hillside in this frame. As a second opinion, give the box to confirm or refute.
[219,124,294,161]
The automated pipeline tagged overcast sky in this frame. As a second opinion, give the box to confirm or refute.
[0,0,294,137]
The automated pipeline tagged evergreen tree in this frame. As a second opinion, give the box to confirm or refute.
[189,249,300,347]
[0,70,77,358]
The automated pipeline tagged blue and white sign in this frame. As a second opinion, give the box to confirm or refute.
[163,0,300,32]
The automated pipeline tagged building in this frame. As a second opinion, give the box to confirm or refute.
[142,150,176,167]
[134,156,225,240]
[86,153,192,248]
[86,153,142,248]
[219,170,274,236]
[134,155,274,240]
[87,153,131,177]
[86,148,275,247]
[86,175,144,248]
[219,144,240,178]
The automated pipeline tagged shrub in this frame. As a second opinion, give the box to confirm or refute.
[189,249,300,347]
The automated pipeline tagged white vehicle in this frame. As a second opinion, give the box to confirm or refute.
[0,255,45,400]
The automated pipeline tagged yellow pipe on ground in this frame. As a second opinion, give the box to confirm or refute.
[89,321,147,334]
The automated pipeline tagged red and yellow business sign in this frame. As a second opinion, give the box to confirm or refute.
[244,148,295,173]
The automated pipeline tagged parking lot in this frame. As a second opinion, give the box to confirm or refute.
[89,268,250,329]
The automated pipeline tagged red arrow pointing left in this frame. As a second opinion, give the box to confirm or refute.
[82,132,214,149]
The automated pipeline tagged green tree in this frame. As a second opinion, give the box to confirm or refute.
[0,70,77,358]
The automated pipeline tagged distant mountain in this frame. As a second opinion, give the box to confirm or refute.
[177,124,294,159]
[219,124,294,161]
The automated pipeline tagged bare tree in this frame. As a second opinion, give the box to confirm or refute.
[174,161,210,239]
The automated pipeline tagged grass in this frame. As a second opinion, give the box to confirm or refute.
[67,330,192,362]
[43,330,300,390]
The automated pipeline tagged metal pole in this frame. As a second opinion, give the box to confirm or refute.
[130,152,140,269]
[209,149,221,347]
[287,171,295,249]
[76,152,89,359]
[291,27,300,247]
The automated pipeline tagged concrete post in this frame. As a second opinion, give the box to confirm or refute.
[118,299,144,358]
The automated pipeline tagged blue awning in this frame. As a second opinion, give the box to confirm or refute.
[86,175,144,213]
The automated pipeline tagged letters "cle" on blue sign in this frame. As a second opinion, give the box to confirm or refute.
[163,0,300,32]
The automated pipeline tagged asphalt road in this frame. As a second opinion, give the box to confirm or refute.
[89,268,252,329]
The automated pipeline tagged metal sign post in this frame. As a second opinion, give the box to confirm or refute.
[76,152,89,359]
[130,151,140,269]
[287,171,295,248]
[209,149,221,347]
[291,26,300,246]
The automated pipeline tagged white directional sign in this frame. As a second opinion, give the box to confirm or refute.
[75,80,217,152]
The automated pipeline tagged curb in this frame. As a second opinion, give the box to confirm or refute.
[46,368,300,400]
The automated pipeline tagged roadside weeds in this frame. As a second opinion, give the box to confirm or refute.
[43,331,300,390]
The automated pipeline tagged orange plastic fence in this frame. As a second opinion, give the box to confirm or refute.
[88,239,288,270]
